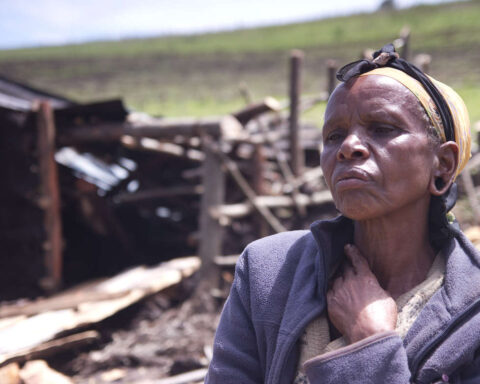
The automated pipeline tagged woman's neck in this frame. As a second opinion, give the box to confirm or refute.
[353,201,435,299]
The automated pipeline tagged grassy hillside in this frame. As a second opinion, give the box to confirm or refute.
[1,0,479,123]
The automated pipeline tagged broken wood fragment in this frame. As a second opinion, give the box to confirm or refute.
[20,360,73,384]
[233,97,281,125]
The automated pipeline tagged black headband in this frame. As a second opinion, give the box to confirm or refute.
[336,43,455,143]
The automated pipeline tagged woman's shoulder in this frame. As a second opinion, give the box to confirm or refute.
[233,230,323,321]
[242,230,316,265]
[235,230,321,293]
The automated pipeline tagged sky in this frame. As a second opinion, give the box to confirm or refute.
[0,0,457,50]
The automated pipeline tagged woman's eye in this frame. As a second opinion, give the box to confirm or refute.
[372,124,396,134]
[325,131,344,142]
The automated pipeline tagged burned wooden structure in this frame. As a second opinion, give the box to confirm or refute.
[0,51,337,301]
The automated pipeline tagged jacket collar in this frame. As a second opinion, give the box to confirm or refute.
[407,229,480,382]
[310,215,353,296]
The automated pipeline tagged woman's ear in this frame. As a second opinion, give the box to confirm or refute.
[429,141,459,196]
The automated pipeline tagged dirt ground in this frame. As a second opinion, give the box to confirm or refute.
[48,277,224,383]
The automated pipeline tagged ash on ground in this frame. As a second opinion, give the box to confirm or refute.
[50,282,223,383]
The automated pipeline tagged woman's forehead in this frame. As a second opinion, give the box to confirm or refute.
[334,75,415,102]
[326,75,421,116]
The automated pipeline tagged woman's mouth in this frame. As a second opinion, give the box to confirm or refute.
[334,169,372,190]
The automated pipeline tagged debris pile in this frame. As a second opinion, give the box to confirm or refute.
[0,50,336,383]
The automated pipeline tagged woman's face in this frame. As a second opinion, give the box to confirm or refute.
[320,75,437,221]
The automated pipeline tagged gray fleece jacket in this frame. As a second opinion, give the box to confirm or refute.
[205,216,480,383]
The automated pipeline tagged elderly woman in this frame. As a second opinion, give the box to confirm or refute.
[205,44,480,383]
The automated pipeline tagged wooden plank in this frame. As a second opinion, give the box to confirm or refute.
[288,50,304,177]
[0,257,200,365]
[35,101,63,292]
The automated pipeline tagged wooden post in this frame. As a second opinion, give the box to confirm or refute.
[252,144,269,238]
[399,26,411,60]
[326,60,337,98]
[461,171,480,224]
[289,49,304,177]
[198,137,225,281]
[416,54,431,74]
[238,82,254,104]
[35,101,63,292]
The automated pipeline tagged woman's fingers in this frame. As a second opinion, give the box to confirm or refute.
[344,244,370,274]
[331,274,343,292]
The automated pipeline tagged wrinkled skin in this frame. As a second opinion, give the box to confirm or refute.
[327,244,397,343]
[321,75,458,343]
[321,75,435,221]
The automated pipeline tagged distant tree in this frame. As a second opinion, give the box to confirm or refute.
[379,0,396,11]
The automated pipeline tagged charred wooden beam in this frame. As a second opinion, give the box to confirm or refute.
[57,115,244,145]
[35,101,63,292]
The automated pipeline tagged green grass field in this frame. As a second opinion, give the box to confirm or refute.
[1,0,479,125]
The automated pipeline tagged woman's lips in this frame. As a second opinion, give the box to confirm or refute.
[334,169,372,190]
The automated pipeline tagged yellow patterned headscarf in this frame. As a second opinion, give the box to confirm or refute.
[359,67,471,178]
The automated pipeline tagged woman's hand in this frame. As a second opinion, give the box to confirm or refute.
[327,244,398,344]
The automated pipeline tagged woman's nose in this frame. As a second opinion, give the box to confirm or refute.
[337,133,369,161]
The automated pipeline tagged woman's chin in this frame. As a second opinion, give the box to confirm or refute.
[336,201,382,221]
